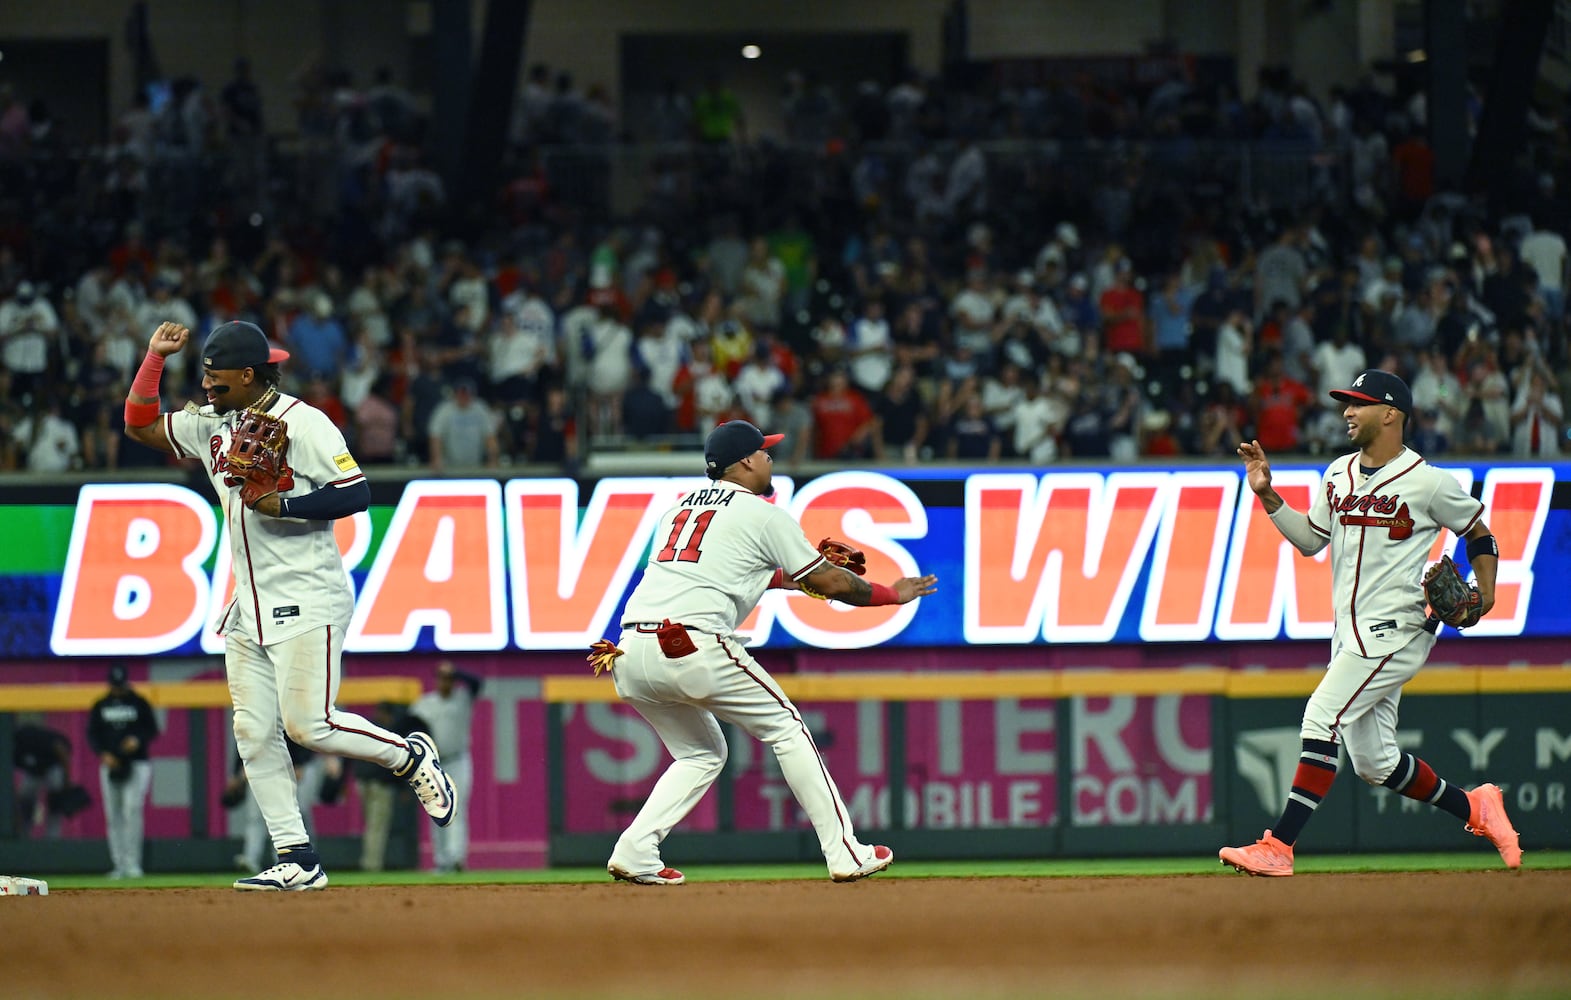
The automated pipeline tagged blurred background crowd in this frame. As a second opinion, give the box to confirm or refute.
[0,47,1568,475]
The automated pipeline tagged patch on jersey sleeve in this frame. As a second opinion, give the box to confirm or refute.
[333,452,358,471]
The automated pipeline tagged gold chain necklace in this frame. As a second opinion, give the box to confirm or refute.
[248,387,280,414]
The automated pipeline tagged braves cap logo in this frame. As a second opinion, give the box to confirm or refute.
[1353,373,1366,387]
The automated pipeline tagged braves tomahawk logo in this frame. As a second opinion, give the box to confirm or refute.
[1327,483,1414,540]
[210,434,247,488]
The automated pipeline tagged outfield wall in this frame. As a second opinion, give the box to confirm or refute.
[3,641,1568,871]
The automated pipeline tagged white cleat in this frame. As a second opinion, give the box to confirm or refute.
[399,731,457,827]
[233,861,328,891]
[832,845,894,883]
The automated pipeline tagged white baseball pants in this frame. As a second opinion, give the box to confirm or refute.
[609,629,880,878]
[226,624,408,852]
[1301,628,1438,784]
[99,761,151,876]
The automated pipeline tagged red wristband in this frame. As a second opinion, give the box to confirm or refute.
[124,399,161,427]
[868,582,900,606]
[768,568,786,590]
[132,349,166,398]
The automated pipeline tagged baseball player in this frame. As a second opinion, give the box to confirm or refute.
[411,661,481,873]
[1220,369,1519,876]
[122,320,458,891]
[87,664,159,878]
[592,419,938,884]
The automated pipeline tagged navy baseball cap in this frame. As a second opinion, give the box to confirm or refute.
[203,321,290,370]
[1330,369,1412,417]
[704,420,784,479]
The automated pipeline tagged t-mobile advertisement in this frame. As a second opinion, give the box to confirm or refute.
[558,693,1211,833]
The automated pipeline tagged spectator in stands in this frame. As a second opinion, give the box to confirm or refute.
[1254,219,1309,321]
[981,362,1028,457]
[692,74,743,144]
[75,338,126,470]
[1,280,60,402]
[738,237,787,331]
[428,379,499,471]
[1250,350,1313,453]
[582,290,634,435]
[1509,360,1562,457]
[1012,374,1066,464]
[286,292,350,380]
[1149,271,1196,388]
[1197,381,1249,456]
[630,306,687,415]
[1452,341,1506,441]
[621,368,671,441]
[768,388,814,468]
[1098,257,1147,358]
[874,363,927,463]
[947,393,1001,461]
[528,383,577,468]
[1213,309,1254,398]
[12,396,80,472]
[733,343,789,428]
[811,367,877,460]
[949,267,999,363]
[353,373,401,464]
[1104,354,1147,461]
[847,296,894,396]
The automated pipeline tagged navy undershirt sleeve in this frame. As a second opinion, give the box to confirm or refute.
[280,480,370,521]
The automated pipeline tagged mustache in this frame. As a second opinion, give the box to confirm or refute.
[209,384,232,394]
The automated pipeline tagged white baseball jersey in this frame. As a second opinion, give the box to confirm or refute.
[620,481,826,634]
[1299,446,1483,657]
[161,392,366,646]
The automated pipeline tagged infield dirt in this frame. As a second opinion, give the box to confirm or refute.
[4,870,1567,999]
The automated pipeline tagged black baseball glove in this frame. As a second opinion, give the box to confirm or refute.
[1423,554,1483,629]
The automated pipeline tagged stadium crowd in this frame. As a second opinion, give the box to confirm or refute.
[0,55,1568,475]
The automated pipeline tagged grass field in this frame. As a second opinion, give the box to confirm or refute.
[32,850,1571,889]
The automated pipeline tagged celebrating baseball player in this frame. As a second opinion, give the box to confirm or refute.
[590,419,938,884]
[123,321,458,891]
[1219,369,1518,876]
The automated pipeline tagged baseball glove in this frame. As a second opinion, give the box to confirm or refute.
[587,638,624,676]
[797,538,868,600]
[226,409,293,508]
[1423,554,1483,629]
[818,537,866,576]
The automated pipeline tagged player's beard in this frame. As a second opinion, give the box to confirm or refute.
[1349,418,1379,449]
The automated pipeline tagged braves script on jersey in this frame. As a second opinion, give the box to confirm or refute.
[1299,446,1483,655]
[621,481,826,632]
[161,393,365,644]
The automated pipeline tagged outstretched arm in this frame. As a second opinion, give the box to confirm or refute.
[798,563,938,607]
[1238,439,1327,555]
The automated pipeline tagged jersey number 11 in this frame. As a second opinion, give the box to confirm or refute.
[655,509,716,563]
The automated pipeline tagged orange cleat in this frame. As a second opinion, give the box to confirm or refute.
[1465,783,1522,870]
[1219,829,1294,876]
